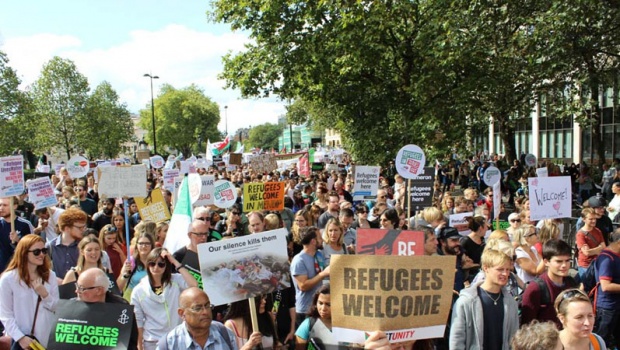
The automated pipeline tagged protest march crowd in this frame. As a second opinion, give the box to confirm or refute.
[1,150,620,350]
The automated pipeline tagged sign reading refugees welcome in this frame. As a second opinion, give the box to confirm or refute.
[330,255,455,343]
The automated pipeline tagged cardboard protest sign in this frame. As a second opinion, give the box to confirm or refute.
[491,220,510,231]
[0,155,24,197]
[229,153,242,166]
[36,164,51,173]
[97,165,147,198]
[395,144,426,179]
[134,188,171,222]
[26,177,57,209]
[150,155,164,169]
[173,176,183,204]
[536,167,548,177]
[528,176,571,221]
[409,167,435,210]
[483,166,501,186]
[311,162,325,171]
[163,169,179,192]
[326,164,338,172]
[179,160,195,175]
[449,212,473,235]
[356,229,425,256]
[250,154,277,174]
[213,180,237,209]
[525,154,537,167]
[193,175,215,207]
[297,153,310,177]
[242,182,285,212]
[197,229,291,306]
[353,166,380,201]
[330,255,456,343]
[54,164,64,175]
[47,300,134,349]
[66,156,89,179]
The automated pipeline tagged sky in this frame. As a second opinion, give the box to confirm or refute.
[0,0,286,137]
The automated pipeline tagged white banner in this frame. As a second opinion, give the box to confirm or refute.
[193,175,215,207]
[0,156,24,197]
[163,169,180,193]
[353,166,380,201]
[528,176,571,221]
[97,165,148,198]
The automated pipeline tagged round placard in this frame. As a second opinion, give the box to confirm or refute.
[66,156,89,179]
[395,144,426,179]
[483,166,501,186]
[213,180,237,209]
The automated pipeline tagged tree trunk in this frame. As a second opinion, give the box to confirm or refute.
[496,115,517,163]
[590,82,605,165]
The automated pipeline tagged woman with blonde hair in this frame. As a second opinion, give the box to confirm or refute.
[513,224,545,283]
[154,221,169,247]
[62,236,108,284]
[555,289,606,349]
[535,221,561,256]
[0,235,59,349]
[322,218,346,267]
[291,209,312,256]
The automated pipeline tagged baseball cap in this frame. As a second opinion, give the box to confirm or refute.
[439,227,461,241]
[588,196,606,208]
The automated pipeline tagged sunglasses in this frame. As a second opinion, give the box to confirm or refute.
[558,289,589,309]
[107,226,118,232]
[526,232,538,238]
[510,219,521,223]
[148,261,167,268]
[231,212,240,215]
[28,248,48,256]
[196,217,212,222]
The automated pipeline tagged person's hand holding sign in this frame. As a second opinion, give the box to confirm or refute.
[240,331,262,350]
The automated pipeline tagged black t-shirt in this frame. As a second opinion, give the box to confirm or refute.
[479,286,504,350]
[461,236,485,265]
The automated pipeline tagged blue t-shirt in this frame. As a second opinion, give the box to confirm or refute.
[291,251,323,313]
[596,250,620,309]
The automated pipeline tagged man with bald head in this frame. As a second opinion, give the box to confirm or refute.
[173,219,209,276]
[157,287,261,350]
[76,268,138,349]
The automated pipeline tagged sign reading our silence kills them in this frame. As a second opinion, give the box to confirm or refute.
[47,300,134,349]
[0,155,24,197]
[409,167,435,210]
[197,228,291,306]
[242,182,285,212]
[352,166,380,201]
[528,176,571,221]
[330,255,456,344]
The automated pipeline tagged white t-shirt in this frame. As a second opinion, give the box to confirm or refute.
[515,245,540,283]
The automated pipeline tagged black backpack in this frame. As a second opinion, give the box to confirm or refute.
[582,250,615,297]
[532,276,578,306]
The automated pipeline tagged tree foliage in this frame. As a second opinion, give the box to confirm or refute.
[80,81,135,159]
[30,56,90,159]
[247,123,283,150]
[138,84,221,157]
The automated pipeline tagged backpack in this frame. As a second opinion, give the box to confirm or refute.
[582,250,614,298]
[532,276,578,306]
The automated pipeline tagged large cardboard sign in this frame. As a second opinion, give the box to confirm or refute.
[0,155,24,197]
[229,153,242,166]
[26,177,58,209]
[198,229,291,306]
[193,175,215,207]
[134,188,171,222]
[356,229,425,256]
[330,255,456,343]
[97,165,147,198]
[242,182,285,212]
[163,169,180,192]
[449,212,473,236]
[395,144,426,179]
[409,167,435,210]
[250,154,277,174]
[353,166,380,201]
[66,156,89,179]
[46,300,134,349]
[528,176,571,221]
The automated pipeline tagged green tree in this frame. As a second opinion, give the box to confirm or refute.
[80,81,135,159]
[211,0,470,165]
[247,123,283,150]
[139,84,220,157]
[30,56,90,159]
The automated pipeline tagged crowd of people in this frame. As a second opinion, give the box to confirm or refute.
[0,154,619,350]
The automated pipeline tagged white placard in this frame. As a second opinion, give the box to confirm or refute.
[193,175,215,207]
[163,169,180,193]
[449,212,474,236]
[97,165,148,198]
[353,166,380,201]
[493,181,501,220]
[66,156,89,179]
[536,167,548,177]
[0,156,24,197]
[483,166,501,186]
[26,177,58,209]
[188,174,202,204]
[150,155,164,169]
[524,154,537,167]
[528,176,571,221]
[395,144,426,179]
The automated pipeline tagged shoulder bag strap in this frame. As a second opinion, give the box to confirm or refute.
[31,296,42,335]
[589,333,601,350]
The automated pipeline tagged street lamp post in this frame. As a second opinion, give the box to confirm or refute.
[224,105,228,136]
[143,73,159,154]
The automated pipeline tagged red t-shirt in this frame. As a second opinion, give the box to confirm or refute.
[576,227,604,268]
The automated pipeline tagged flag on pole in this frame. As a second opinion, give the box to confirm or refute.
[211,135,231,156]
[206,139,213,162]
[163,176,193,253]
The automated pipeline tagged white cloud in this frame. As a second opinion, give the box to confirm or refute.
[1,24,285,136]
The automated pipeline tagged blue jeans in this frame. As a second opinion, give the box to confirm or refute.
[595,307,620,348]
